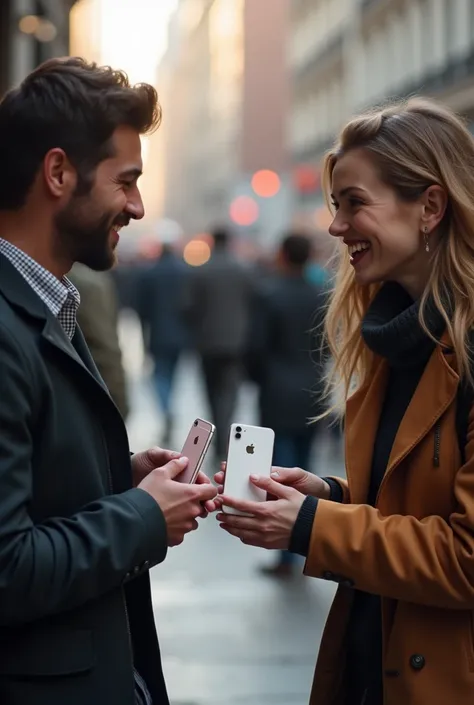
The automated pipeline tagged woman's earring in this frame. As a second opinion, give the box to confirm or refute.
[423,226,430,253]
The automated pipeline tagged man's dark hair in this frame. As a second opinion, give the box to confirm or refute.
[0,57,162,210]
[211,227,230,249]
[280,232,313,268]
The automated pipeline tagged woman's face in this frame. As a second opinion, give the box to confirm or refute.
[329,148,443,298]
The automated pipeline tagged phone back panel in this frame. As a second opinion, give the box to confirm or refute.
[223,424,275,515]
[176,418,215,483]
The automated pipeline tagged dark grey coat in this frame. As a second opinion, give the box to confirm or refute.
[0,254,169,705]
[247,274,327,432]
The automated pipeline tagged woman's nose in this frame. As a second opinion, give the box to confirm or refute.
[328,212,349,238]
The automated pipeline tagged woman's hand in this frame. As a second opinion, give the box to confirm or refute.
[216,473,306,549]
[270,467,331,499]
[213,464,331,500]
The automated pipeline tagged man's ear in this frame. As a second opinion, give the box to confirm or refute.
[43,148,77,198]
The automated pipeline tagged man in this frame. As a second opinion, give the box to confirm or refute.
[69,262,130,419]
[0,57,217,705]
[139,242,190,444]
[183,227,254,458]
[246,233,327,577]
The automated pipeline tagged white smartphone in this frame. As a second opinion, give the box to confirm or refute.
[222,423,275,516]
[175,418,215,484]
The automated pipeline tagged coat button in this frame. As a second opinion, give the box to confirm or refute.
[410,654,425,670]
[341,578,355,588]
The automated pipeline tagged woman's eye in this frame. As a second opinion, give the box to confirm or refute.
[349,198,364,208]
[331,201,339,211]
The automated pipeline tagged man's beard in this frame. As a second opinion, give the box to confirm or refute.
[54,198,120,272]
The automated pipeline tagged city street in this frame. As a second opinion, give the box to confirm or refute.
[121,312,345,705]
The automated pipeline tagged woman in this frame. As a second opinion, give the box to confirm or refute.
[214,98,474,705]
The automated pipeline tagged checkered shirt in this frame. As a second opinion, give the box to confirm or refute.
[0,238,153,705]
[0,238,80,339]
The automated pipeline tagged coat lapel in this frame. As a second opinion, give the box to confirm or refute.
[386,344,458,475]
[41,316,111,398]
[0,253,112,401]
[345,356,388,504]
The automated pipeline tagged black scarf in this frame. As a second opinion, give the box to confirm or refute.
[361,282,446,369]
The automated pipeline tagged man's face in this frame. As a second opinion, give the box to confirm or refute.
[54,126,144,271]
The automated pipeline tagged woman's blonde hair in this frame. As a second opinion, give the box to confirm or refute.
[323,97,474,416]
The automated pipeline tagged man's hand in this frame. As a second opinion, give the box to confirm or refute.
[131,446,181,487]
[216,474,306,550]
[138,457,218,547]
[213,463,331,501]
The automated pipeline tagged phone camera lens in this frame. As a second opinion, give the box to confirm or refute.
[235,433,242,439]
[236,426,242,433]
[193,420,198,426]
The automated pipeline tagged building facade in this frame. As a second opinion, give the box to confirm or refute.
[159,0,290,244]
[0,0,78,95]
[290,0,474,224]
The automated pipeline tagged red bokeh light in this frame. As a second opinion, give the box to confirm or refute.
[251,170,281,198]
[293,165,320,193]
[229,196,259,226]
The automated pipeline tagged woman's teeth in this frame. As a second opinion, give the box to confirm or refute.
[348,242,370,256]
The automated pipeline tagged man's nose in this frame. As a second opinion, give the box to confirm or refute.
[126,190,145,221]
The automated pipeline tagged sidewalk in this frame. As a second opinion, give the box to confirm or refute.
[121,311,344,705]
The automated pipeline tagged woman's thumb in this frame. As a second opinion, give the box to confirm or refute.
[270,466,303,483]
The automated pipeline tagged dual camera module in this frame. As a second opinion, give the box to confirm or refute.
[194,420,244,439]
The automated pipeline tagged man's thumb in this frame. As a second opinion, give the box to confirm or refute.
[165,456,189,479]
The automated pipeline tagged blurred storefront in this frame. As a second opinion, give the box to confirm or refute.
[159,0,290,247]
[0,0,78,94]
[290,0,474,231]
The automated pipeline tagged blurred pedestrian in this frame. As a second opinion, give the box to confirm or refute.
[138,242,189,444]
[246,232,327,577]
[69,263,129,419]
[0,56,217,705]
[183,227,254,457]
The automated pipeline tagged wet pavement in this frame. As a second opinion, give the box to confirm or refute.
[121,312,345,705]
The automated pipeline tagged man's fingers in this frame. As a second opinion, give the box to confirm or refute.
[214,471,225,485]
[195,471,211,485]
[164,456,189,479]
[148,446,180,463]
[204,498,219,513]
[194,483,218,501]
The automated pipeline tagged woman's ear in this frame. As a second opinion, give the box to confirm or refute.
[420,185,448,232]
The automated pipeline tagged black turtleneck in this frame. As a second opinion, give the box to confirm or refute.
[289,282,446,705]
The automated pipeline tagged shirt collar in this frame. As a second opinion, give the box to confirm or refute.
[0,239,80,317]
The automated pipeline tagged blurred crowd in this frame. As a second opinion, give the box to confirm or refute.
[76,226,342,573]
